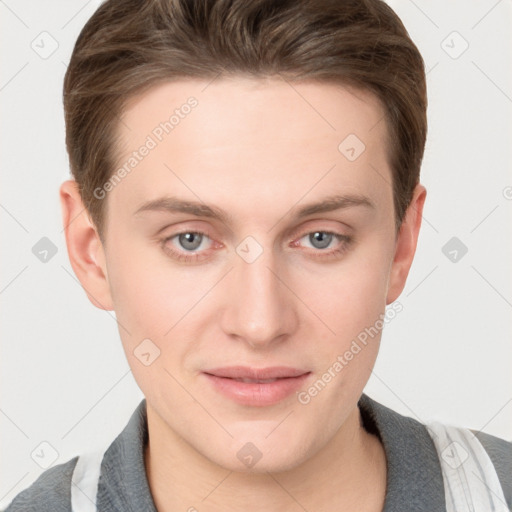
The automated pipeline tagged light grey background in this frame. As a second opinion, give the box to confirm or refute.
[1,0,511,507]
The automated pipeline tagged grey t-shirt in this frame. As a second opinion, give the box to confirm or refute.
[5,393,512,511]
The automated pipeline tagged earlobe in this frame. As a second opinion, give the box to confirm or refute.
[59,180,114,311]
[386,184,427,304]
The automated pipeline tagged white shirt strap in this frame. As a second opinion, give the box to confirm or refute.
[70,446,109,512]
[427,421,508,512]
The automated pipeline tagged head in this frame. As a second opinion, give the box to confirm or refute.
[61,0,427,472]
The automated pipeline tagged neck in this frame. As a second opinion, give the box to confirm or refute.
[144,403,387,512]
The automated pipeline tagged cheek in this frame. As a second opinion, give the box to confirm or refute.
[103,236,215,374]
[297,241,392,337]
[102,251,177,397]
[104,243,197,396]
[105,232,194,333]
[106,255,165,334]
[296,254,391,403]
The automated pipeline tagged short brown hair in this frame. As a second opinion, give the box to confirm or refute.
[63,0,427,239]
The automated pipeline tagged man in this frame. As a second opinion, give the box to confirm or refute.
[5,0,511,511]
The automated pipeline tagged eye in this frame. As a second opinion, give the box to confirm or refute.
[160,231,215,262]
[299,231,349,250]
[175,232,207,251]
[293,230,353,259]
[303,231,336,250]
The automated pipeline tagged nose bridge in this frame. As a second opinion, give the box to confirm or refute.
[221,235,296,347]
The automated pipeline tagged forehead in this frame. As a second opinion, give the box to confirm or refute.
[119,76,387,151]
[110,76,392,225]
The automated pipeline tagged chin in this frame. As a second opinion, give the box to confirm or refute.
[216,451,308,475]
[206,430,313,475]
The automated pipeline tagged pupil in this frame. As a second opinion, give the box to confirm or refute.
[180,232,202,250]
[311,232,331,249]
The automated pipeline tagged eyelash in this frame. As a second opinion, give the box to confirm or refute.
[160,229,353,263]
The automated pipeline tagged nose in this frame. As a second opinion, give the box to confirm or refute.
[220,243,298,349]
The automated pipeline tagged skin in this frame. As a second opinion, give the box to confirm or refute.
[60,76,426,512]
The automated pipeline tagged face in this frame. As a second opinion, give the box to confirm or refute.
[67,76,424,473]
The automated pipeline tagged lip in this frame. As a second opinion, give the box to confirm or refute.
[202,366,311,406]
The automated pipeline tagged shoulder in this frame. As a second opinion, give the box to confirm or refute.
[2,457,78,512]
[426,420,512,509]
[358,393,512,510]
[470,428,512,508]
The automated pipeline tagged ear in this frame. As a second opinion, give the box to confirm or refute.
[59,180,114,311]
[386,183,427,304]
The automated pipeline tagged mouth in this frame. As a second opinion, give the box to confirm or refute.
[202,366,312,406]
[227,377,283,383]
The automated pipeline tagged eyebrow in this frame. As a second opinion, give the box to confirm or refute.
[133,193,374,224]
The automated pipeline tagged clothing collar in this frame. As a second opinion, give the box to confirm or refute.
[358,393,445,511]
[97,393,445,511]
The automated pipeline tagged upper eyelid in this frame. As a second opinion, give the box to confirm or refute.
[164,227,347,239]
[293,231,351,249]
[164,228,349,250]
[157,214,353,234]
